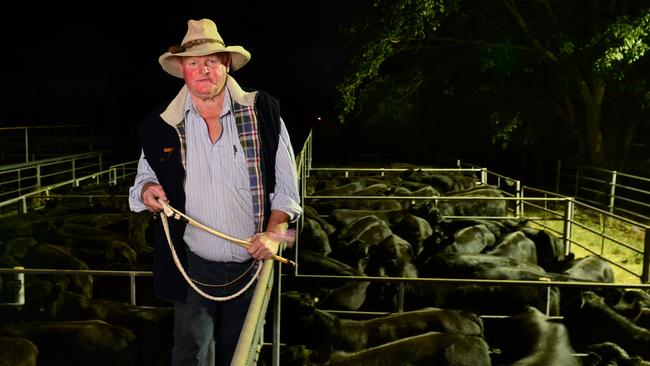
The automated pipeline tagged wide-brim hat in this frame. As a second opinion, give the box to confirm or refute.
[159,18,251,78]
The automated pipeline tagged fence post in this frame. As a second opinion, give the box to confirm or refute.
[609,170,617,214]
[562,198,575,255]
[642,227,650,283]
[72,159,77,187]
[24,127,29,163]
[130,274,137,305]
[515,180,522,218]
[481,168,488,185]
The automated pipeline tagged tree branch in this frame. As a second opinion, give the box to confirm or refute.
[501,0,559,63]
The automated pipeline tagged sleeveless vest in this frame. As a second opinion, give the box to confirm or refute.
[137,90,281,302]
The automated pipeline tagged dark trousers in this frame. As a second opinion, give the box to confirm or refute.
[171,250,257,366]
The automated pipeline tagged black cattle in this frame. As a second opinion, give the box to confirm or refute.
[0,336,38,366]
[299,217,332,256]
[281,291,484,353]
[289,249,370,311]
[485,306,580,366]
[400,170,476,193]
[304,205,337,236]
[390,214,433,256]
[353,183,394,196]
[334,215,393,270]
[612,289,650,328]
[406,253,560,315]
[390,185,439,209]
[519,227,568,271]
[441,218,514,239]
[486,230,537,264]
[419,253,548,280]
[312,181,365,196]
[560,255,615,283]
[443,224,496,255]
[584,342,650,366]
[564,291,650,359]
[438,185,507,217]
[0,319,137,366]
[330,208,410,228]
[364,234,418,278]
[328,332,491,366]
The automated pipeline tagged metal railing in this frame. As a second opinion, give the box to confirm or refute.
[0,125,93,163]
[522,185,650,283]
[531,160,650,222]
[0,159,138,214]
[0,152,105,201]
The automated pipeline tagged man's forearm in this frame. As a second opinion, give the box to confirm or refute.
[266,209,290,233]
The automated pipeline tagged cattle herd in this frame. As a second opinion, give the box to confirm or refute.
[278,167,650,365]
[0,183,173,365]
[0,167,649,365]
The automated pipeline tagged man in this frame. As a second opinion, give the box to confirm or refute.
[128,18,302,366]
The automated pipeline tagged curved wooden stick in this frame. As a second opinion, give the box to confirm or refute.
[158,199,295,266]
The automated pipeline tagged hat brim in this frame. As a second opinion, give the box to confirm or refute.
[159,44,251,78]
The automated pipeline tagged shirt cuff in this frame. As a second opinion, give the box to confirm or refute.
[270,192,303,222]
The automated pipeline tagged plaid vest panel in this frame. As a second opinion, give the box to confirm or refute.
[232,102,265,233]
[174,99,266,234]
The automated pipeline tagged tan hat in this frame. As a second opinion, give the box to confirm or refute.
[158,18,251,78]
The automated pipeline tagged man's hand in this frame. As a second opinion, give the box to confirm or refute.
[247,232,281,261]
[141,182,168,212]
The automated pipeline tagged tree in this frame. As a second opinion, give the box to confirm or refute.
[337,0,650,170]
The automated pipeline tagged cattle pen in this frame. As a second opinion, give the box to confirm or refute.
[272,131,650,365]
[1,129,650,365]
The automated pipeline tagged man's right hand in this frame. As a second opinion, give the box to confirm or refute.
[141,182,168,212]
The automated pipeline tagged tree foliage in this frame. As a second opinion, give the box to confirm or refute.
[337,0,650,170]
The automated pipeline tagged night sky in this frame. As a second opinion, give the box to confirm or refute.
[1,1,363,146]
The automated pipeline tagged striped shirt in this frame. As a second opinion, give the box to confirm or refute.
[128,87,302,262]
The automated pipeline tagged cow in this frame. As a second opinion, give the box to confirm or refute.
[364,234,418,278]
[0,336,38,366]
[486,230,538,264]
[438,185,507,217]
[390,214,433,256]
[441,224,496,255]
[22,244,94,298]
[519,226,567,272]
[330,208,410,228]
[331,215,393,271]
[0,319,137,366]
[484,306,580,366]
[327,332,491,366]
[282,331,491,365]
[611,289,650,328]
[300,217,333,256]
[564,290,650,359]
[584,342,650,366]
[406,253,560,315]
[304,205,337,236]
[400,170,477,193]
[280,290,484,353]
[390,185,439,209]
[560,255,615,283]
[287,249,370,311]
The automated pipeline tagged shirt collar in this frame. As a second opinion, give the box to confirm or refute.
[184,86,232,121]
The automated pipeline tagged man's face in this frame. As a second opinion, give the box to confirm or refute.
[181,53,230,99]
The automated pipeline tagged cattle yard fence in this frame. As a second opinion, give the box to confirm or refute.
[462,159,650,223]
[3,129,650,365]
[0,155,138,215]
